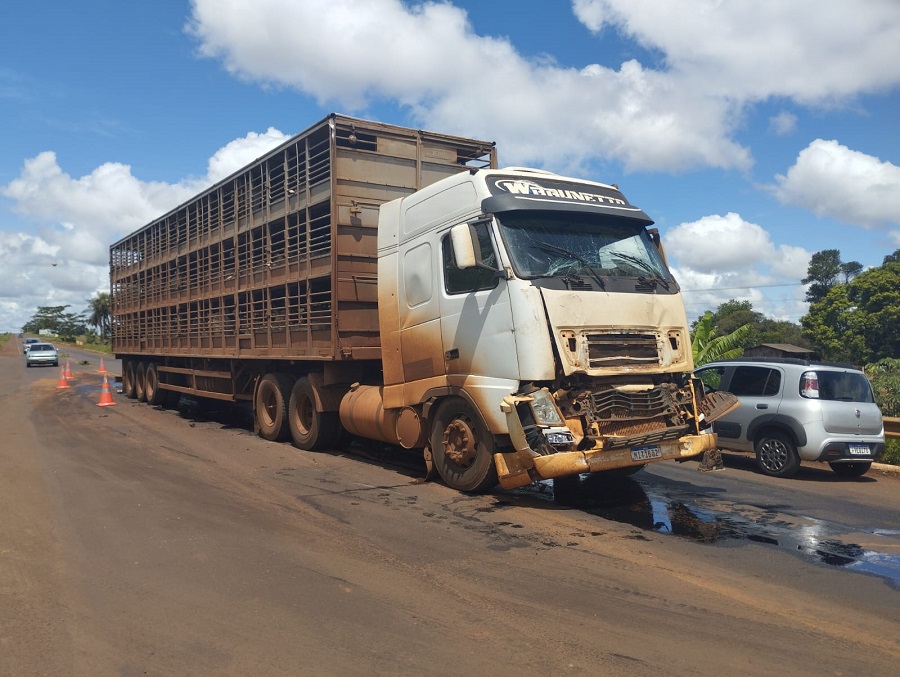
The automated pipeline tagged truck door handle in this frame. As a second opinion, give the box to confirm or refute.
[756,403,768,409]
[445,348,459,360]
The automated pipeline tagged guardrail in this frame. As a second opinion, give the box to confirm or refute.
[885,416,900,440]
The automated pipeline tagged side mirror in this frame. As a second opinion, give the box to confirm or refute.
[450,223,478,269]
[647,227,669,266]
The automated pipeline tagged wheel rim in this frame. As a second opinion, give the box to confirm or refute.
[442,416,477,469]
[758,438,789,473]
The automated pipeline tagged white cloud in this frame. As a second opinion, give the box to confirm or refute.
[571,0,900,102]
[665,212,812,322]
[184,0,900,175]
[206,127,290,182]
[769,111,797,136]
[187,0,753,173]
[772,139,900,229]
[0,129,289,331]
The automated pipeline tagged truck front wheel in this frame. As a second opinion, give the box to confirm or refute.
[256,373,294,442]
[430,396,497,493]
[288,377,340,450]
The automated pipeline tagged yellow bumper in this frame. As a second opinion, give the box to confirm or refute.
[496,394,717,489]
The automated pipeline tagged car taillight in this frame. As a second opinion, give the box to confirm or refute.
[800,371,819,398]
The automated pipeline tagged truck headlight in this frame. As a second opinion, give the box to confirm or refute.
[528,388,565,427]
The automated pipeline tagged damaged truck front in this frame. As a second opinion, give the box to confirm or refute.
[377,168,735,491]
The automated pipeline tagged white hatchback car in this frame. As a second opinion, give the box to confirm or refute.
[695,358,885,478]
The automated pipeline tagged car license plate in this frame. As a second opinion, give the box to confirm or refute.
[631,445,662,462]
[849,444,870,456]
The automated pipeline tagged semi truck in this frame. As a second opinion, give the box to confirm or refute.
[110,113,734,492]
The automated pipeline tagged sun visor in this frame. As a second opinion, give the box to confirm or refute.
[480,174,653,225]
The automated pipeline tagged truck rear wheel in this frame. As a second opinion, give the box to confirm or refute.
[288,377,340,451]
[256,373,294,442]
[144,363,167,406]
[123,361,137,399]
[430,396,497,493]
[135,362,147,402]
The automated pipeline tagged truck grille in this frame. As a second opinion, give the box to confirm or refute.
[585,332,660,367]
[575,385,687,448]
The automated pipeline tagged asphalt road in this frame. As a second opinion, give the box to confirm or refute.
[2,337,899,676]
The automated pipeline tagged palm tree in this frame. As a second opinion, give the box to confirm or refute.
[86,292,111,342]
[691,311,750,367]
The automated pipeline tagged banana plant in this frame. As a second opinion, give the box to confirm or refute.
[691,311,751,367]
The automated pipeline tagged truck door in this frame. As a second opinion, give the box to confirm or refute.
[438,221,519,384]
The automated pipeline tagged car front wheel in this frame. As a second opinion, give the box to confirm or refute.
[755,431,801,478]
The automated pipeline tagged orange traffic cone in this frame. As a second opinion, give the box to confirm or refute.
[56,365,71,389]
[98,357,107,374]
[65,360,73,380]
[97,374,116,407]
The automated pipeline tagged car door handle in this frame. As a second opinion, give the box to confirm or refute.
[756,403,768,409]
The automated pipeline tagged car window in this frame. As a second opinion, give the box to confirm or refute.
[695,366,726,390]
[814,371,875,403]
[729,366,781,396]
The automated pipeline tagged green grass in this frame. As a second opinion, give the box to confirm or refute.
[882,439,900,466]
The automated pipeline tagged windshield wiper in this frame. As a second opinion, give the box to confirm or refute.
[608,251,670,290]
[529,241,606,290]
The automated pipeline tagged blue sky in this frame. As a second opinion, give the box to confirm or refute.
[2,0,899,332]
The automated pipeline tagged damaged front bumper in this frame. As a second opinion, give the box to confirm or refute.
[495,392,718,489]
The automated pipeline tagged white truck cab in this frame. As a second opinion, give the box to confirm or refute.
[367,167,727,491]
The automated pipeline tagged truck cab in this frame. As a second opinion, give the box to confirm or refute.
[372,167,725,490]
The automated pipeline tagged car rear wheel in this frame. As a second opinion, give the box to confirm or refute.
[829,461,871,478]
[755,431,801,478]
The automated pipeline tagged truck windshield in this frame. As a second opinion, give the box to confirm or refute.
[495,211,673,285]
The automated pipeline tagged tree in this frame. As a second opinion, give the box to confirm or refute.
[21,305,88,341]
[884,249,900,265]
[802,249,841,303]
[751,318,811,348]
[698,299,810,352]
[709,299,762,336]
[22,306,70,334]
[691,311,752,367]
[839,260,863,283]
[86,292,111,341]
[801,259,900,364]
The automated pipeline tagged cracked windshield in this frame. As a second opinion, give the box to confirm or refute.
[497,211,673,287]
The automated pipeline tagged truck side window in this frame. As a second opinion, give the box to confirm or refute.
[441,223,499,295]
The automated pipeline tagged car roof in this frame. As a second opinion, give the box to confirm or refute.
[698,357,861,371]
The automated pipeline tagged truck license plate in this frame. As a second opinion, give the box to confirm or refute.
[631,445,662,462]
[849,445,870,456]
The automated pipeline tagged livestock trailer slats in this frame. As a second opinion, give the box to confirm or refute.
[111,114,496,360]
